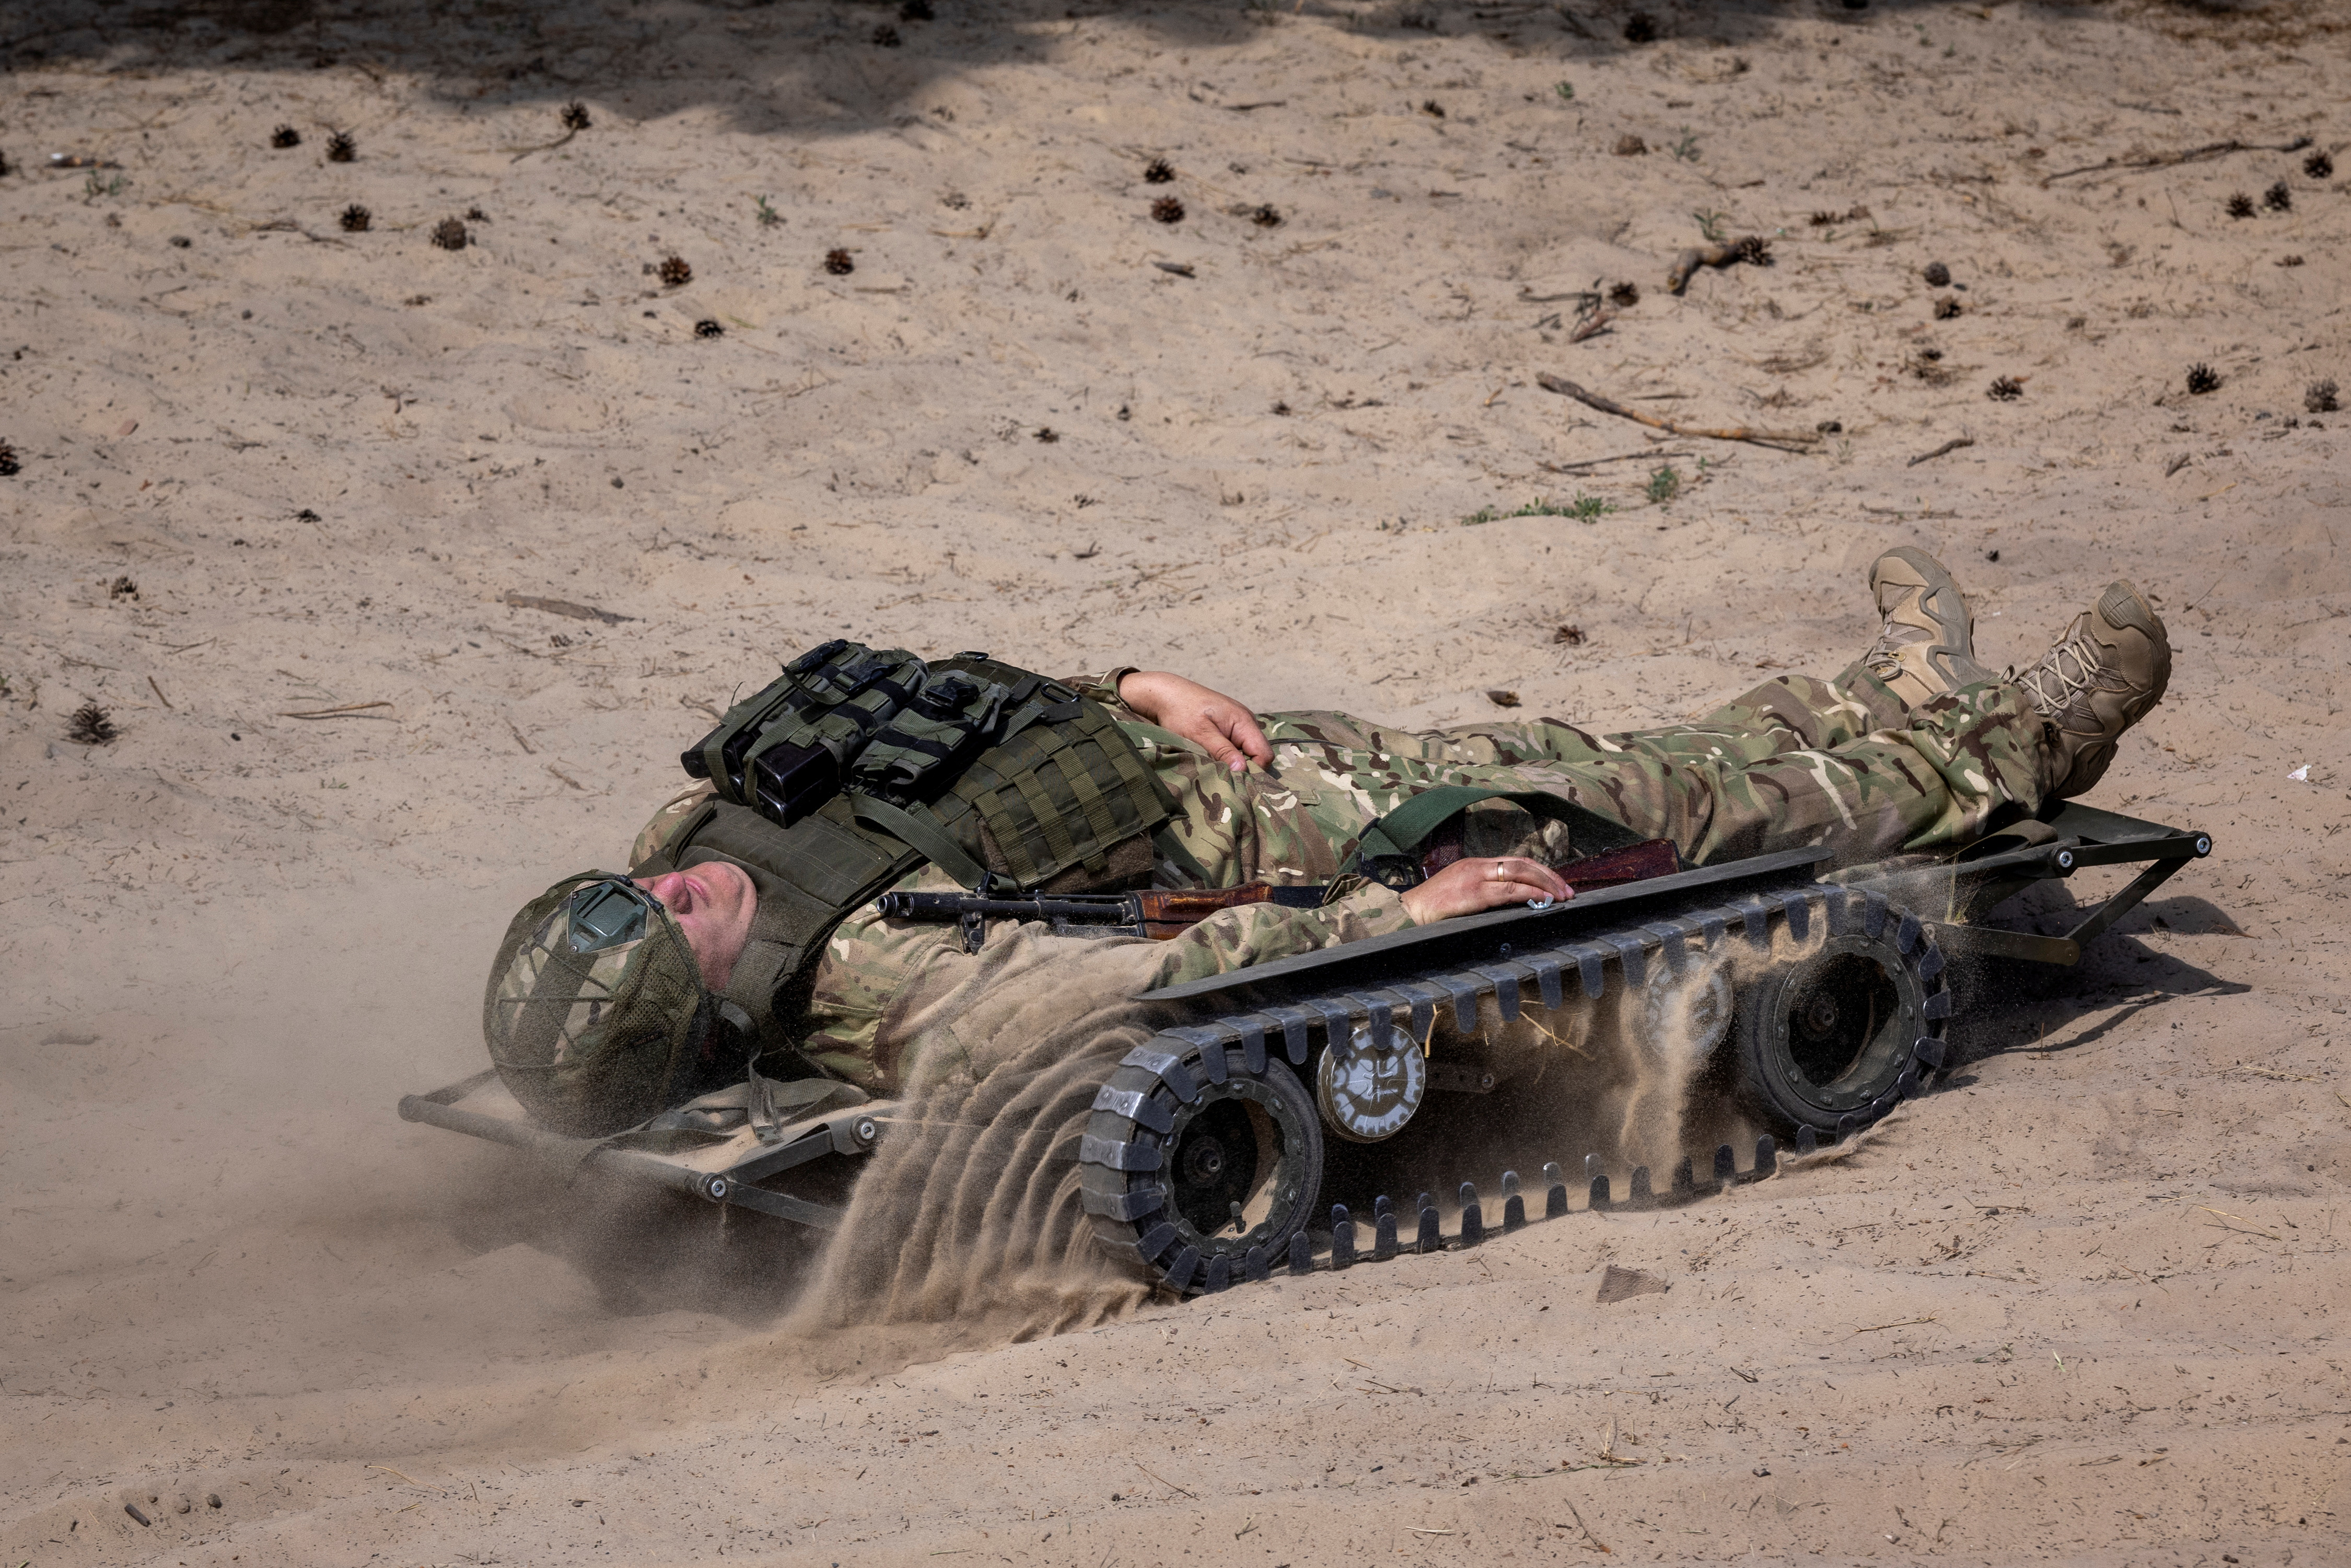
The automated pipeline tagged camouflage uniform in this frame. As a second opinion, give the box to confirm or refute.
[630,661,2055,1090]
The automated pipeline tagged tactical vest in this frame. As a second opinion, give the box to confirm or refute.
[631,644,1179,1060]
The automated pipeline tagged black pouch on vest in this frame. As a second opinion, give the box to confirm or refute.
[681,641,927,825]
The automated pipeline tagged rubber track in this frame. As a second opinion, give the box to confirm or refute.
[1079,881,1952,1295]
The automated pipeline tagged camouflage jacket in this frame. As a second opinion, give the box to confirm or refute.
[626,674,1575,1090]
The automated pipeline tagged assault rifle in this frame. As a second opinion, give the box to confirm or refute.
[875,884,1330,951]
[874,839,1683,953]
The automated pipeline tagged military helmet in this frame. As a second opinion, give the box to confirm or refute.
[483,874,718,1137]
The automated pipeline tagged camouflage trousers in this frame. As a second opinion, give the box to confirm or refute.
[1253,664,2058,869]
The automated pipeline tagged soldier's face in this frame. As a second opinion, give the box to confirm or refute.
[636,863,757,990]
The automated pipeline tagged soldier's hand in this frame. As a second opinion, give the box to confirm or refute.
[1115,670,1273,774]
[1398,856,1573,924]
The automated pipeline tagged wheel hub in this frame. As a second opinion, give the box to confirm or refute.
[1799,991,1842,1038]
[1181,1137,1227,1187]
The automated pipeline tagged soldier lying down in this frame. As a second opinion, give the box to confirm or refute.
[486,548,2170,1131]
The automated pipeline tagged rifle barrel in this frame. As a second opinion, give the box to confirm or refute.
[876,890,1138,923]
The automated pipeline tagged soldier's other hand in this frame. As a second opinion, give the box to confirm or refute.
[1115,670,1273,773]
[1398,856,1572,925]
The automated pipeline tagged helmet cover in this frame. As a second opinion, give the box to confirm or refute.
[483,873,714,1137]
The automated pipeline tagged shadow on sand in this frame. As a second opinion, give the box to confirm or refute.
[4,0,2224,141]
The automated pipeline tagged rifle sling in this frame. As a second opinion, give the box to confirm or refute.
[1348,784,1642,872]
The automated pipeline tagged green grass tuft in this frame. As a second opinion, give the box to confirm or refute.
[1461,495,1614,526]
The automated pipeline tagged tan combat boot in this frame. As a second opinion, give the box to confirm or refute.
[1860,546,1991,706]
[2015,580,2173,799]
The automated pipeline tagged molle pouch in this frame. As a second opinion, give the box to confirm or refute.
[744,649,924,823]
[680,669,802,798]
[680,641,926,824]
[848,671,1011,806]
[679,637,866,797]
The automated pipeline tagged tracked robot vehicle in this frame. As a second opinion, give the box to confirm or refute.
[405,798,2209,1296]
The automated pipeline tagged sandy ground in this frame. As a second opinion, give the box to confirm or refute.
[4,0,2350,1562]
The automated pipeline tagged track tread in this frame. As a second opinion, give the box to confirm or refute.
[1084,882,1953,1294]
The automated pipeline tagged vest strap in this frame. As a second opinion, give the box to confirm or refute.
[848,794,995,891]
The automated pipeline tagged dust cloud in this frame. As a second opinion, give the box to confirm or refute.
[788,930,1173,1341]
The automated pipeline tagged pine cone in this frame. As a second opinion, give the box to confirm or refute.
[66,702,118,746]
[339,203,371,233]
[657,253,692,287]
[431,217,469,251]
[326,130,356,162]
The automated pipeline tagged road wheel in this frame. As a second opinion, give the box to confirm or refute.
[1730,898,1949,1136]
[1079,1042,1323,1294]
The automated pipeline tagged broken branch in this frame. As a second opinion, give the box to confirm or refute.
[1907,437,1975,468]
[1537,374,1821,451]
[1665,236,1773,295]
[503,590,637,625]
[2044,134,2311,184]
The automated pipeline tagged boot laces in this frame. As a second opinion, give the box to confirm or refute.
[1861,608,1917,677]
[2018,625,2107,715]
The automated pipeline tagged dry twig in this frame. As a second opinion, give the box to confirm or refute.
[1541,448,1696,473]
[1136,1462,1196,1500]
[503,590,636,624]
[1537,375,1820,451]
[1664,236,1771,294]
[1559,1498,1611,1553]
[1567,308,1614,344]
[281,701,393,719]
[2044,134,2312,184]
[1907,437,1974,468]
